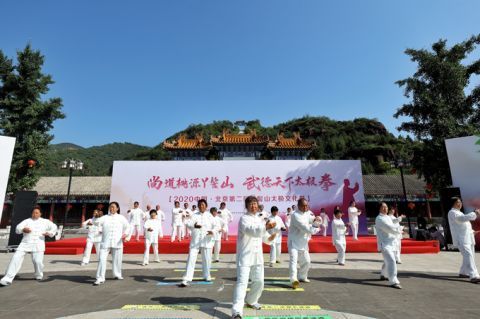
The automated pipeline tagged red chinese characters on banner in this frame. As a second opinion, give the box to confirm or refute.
[318,173,336,191]
[147,176,163,190]
[147,176,236,190]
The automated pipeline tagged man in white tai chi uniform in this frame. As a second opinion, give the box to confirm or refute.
[348,200,361,240]
[171,201,184,242]
[81,209,103,266]
[288,198,322,289]
[219,202,233,241]
[1,208,57,286]
[155,204,165,238]
[448,197,480,283]
[231,196,276,319]
[375,202,402,289]
[128,201,145,241]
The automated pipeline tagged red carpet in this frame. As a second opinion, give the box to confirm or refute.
[45,235,440,255]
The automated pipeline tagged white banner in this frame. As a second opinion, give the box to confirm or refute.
[110,160,366,235]
[0,136,16,223]
[446,135,480,213]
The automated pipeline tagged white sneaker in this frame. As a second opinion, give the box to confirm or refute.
[141,263,147,266]
[115,276,124,280]
[93,280,104,286]
[35,276,43,281]
[0,280,10,286]
[205,276,212,282]
[246,303,262,310]
[155,259,161,263]
[80,262,87,266]
[299,278,310,283]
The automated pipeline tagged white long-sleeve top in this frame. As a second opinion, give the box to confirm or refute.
[97,213,131,249]
[320,212,330,226]
[375,214,401,251]
[185,211,217,249]
[236,213,272,267]
[332,218,347,246]
[268,215,286,244]
[348,207,361,224]
[389,215,404,240]
[288,210,320,251]
[285,213,292,228]
[219,208,233,227]
[83,217,102,242]
[128,208,145,225]
[144,219,162,243]
[172,208,184,226]
[15,218,57,252]
[157,210,166,222]
[448,208,477,247]
[212,215,225,241]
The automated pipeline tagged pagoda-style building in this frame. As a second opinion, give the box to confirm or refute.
[163,129,314,160]
[210,129,269,160]
[268,132,315,160]
[163,133,212,160]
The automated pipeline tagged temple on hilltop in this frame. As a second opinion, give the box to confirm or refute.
[163,129,315,160]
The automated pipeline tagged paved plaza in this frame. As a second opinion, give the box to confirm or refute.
[0,252,479,319]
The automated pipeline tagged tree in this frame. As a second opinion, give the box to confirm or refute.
[0,45,65,192]
[394,35,480,190]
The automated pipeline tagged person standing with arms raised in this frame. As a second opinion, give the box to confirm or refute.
[180,199,218,287]
[375,202,402,289]
[448,197,480,283]
[0,207,57,286]
[94,202,131,285]
[231,196,277,319]
[288,198,322,289]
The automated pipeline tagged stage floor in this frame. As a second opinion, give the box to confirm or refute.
[45,235,440,255]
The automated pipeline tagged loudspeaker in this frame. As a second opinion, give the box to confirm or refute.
[439,187,461,249]
[7,191,38,247]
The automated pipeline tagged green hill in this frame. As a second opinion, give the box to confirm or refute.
[39,142,149,176]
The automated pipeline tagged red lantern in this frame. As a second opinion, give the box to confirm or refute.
[27,159,36,168]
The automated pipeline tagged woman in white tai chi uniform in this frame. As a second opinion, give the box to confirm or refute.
[81,209,103,266]
[142,209,162,265]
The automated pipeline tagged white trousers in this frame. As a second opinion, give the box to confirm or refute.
[1,250,44,283]
[143,240,159,264]
[223,225,230,240]
[158,224,164,238]
[335,243,346,264]
[459,243,479,279]
[321,224,328,236]
[183,247,212,282]
[82,240,100,264]
[232,264,264,316]
[131,224,142,240]
[269,243,282,263]
[351,222,359,240]
[171,224,183,242]
[395,239,402,262]
[289,248,311,282]
[381,249,400,285]
[213,240,221,261]
[96,247,123,282]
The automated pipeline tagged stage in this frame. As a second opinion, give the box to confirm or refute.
[45,235,440,255]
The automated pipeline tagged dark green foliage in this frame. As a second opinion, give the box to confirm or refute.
[38,143,149,176]
[0,45,65,192]
[394,35,480,190]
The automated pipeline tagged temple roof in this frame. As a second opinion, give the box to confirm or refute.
[267,132,315,150]
[163,134,212,150]
[210,129,269,145]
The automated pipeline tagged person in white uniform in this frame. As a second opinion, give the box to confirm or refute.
[388,208,405,264]
[142,209,162,265]
[448,197,480,283]
[219,202,233,241]
[257,204,270,220]
[171,201,184,242]
[268,206,286,267]
[285,207,292,230]
[348,201,361,240]
[375,202,402,289]
[128,201,145,241]
[94,202,131,285]
[0,208,57,286]
[288,198,322,289]
[231,196,277,319]
[319,208,330,237]
[182,203,192,239]
[81,209,103,266]
[180,199,218,287]
[144,205,152,219]
[211,207,225,262]
[332,208,348,266]
[155,204,166,238]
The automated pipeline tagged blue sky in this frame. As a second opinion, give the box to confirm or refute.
[1,0,479,147]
